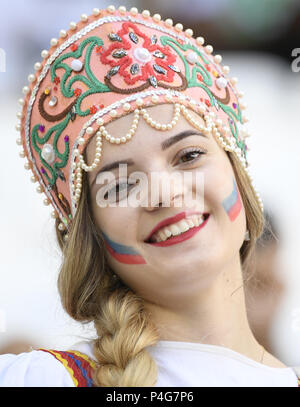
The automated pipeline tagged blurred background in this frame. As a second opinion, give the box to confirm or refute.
[0,0,300,365]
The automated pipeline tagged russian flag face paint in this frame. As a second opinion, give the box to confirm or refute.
[101,231,146,265]
[221,178,242,222]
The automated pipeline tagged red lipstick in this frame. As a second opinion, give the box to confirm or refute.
[147,214,210,247]
[144,211,209,243]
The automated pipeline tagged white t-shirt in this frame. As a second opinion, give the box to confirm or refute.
[0,340,299,387]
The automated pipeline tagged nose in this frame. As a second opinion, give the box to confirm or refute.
[142,171,188,211]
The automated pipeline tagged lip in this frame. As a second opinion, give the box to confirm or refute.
[144,211,208,243]
[147,214,210,247]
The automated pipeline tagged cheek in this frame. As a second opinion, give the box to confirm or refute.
[221,177,242,222]
[101,230,147,265]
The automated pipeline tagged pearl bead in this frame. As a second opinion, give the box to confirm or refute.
[222,65,230,74]
[36,186,43,193]
[86,127,94,135]
[71,59,83,72]
[92,8,100,16]
[78,137,85,145]
[69,22,77,30]
[165,19,173,27]
[216,77,228,89]
[34,63,42,72]
[41,50,49,58]
[214,55,222,64]
[16,138,22,146]
[118,6,126,14]
[186,51,198,64]
[16,123,21,131]
[28,74,35,83]
[123,102,131,111]
[59,29,67,38]
[50,38,58,47]
[136,98,144,107]
[142,10,150,18]
[231,77,238,85]
[134,47,151,63]
[81,14,88,22]
[43,198,50,206]
[96,118,104,126]
[205,45,213,54]
[19,150,25,158]
[175,23,183,32]
[22,86,29,94]
[107,5,116,13]
[151,95,159,103]
[130,7,138,15]
[153,14,161,22]
[58,222,65,231]
[41,144,56,164]
[196,37,205,46]
[185,28,193,37]
[51,211,57,219]
[17,111,23,119]
[18,98,24,105]
[109,109,117,117]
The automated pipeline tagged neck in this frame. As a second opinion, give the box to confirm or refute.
[145,254,263,363]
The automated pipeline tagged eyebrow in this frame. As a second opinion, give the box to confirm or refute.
[90,129,208,189]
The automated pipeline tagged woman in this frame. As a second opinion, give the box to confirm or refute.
[1,5,299,387]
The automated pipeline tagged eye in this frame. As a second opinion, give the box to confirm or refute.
[104,180,138,201]
[177,147,206,165]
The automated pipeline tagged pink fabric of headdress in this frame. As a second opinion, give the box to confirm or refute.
[17,5,262,231]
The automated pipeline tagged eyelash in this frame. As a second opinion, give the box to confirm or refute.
[106,147,206,199]
[176,147,207,166]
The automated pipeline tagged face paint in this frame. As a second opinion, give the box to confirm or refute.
[101,231,146,265]
[221,177,242,222]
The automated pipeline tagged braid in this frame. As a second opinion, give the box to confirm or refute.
[92,288,159,386]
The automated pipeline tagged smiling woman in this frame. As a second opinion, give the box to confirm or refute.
[5,5,300,388]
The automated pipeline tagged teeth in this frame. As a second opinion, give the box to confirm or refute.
[169,224,181,236]
[186,219,195,228]
[177,220,190,233]
[150,215,206,243]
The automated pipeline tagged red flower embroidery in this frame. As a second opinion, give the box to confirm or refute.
[89,105,98,114]
[100,22,178,87]
[74,88,82,97]
[54,76,60,85]
[96,45,104,54]
[71,43,78,52]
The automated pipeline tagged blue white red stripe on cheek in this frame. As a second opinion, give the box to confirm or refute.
[221,177,242,222]
[101,230,147,265]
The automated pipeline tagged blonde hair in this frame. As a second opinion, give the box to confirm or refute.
[55,147,265,387]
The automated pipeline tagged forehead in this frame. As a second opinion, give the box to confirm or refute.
[85,103,209,165]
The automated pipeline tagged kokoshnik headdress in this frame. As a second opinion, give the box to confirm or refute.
[16,5,263,240]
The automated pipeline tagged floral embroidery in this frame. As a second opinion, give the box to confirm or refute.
[100,22,181,91]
